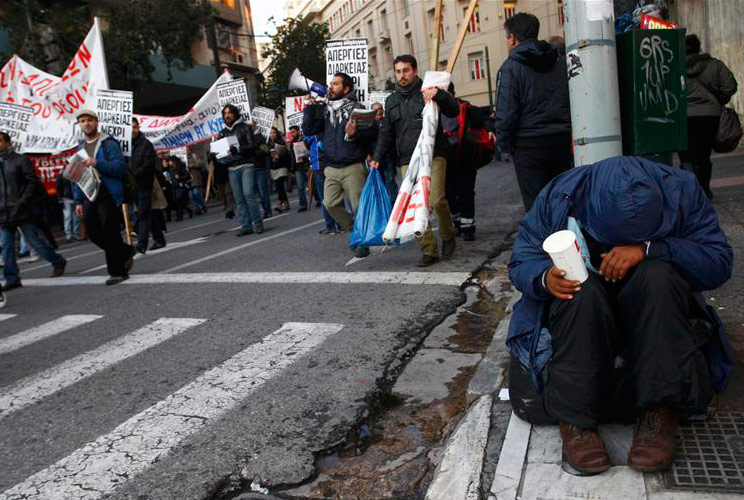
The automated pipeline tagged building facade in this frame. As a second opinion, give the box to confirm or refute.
[284,0,567,107]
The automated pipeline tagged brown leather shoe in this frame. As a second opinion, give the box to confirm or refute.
[416,254,439,267]
[442,237,456,259]
[628,407,677,472]
[559,422,611,476]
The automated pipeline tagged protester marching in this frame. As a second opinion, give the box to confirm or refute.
[0,3,742,498]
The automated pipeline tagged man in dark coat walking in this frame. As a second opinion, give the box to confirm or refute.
[495,12,572,211]
[131,117,166,253]
[680,34,738,198]
[507,156,733,476]
[0,132,66,290]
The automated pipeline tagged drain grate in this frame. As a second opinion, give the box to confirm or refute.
[666,412,744,493]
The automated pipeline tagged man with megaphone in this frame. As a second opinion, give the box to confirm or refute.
[302,72,378,258]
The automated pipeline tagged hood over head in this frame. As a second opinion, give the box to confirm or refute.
[509,39,559,72]
[687,53,712,78]
[570,157,677,245]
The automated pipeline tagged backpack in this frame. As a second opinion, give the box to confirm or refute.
[456,101,495,169]
[713,107,743,153]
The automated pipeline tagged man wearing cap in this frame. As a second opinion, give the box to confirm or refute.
[507,156,732,476]
[73,109,133,285]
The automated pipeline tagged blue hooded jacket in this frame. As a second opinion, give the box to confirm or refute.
[508,156,734,393]
[73,134,127,206]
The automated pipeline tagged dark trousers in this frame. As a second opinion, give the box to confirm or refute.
[513,138,572,211]
[135,189,165,250]
[445,145,478,229]
[273,176,289,205]
[679,116,719,196]
[535,261,713,428]
[217,180,235,213]
[84,187,133,277]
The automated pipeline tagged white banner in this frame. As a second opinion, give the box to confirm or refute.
[134,72,232,150]
[216,79,251,120]
[0,21,109,154]
[94,89,133,157]
[284,95,307,131]
[326,38,369,103]
[252,106,275,137]
[366,91,392,109]
[0,102,34,153]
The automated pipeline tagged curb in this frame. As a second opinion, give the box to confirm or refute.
[424,286,520,500]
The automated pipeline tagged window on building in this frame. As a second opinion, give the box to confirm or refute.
[429,8,446,42]
[465,3,481,33]
[403,0,410,17]
[380,9,388,30]
[330,16,334,31]
[349,0,354,13]
[504,1,516,19]
[468,51,486,80]
[355,26,361,38]
[406,34,414,54]
[558,0,565,26]
[367,19,374,37]
[355,0,362,9]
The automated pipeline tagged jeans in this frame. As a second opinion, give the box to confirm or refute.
[136,189,165,250]
[2,222,66,284]
[254,169,272,217]
[61,198,81,240]
[295,167,308,209]
[313,172,340,231]
[190,187,207,213]
[228,164,263,230]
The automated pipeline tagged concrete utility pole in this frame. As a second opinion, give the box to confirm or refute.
[563,0,623,166]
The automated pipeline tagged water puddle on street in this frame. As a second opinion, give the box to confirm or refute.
[275,266,513,500]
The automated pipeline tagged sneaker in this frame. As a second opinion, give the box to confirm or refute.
[354,246,370,258]
[559,422,611,476]
[27,255,40,263]
[225,210,235,219]
[319,228,337,235]
[416,254,439,267]
[105,275,129,286]
[254,225,265,235]
[51,260,67,278]
[236,228,254,237]
[0,288,5,309]
[2,281,23,292]
[149,241,166,251]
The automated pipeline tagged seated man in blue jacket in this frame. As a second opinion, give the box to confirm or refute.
[302,72,378,258]
[74,109,133,285]
[508,156,733,476]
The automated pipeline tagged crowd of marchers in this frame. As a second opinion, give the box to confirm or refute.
[0,11,741,483]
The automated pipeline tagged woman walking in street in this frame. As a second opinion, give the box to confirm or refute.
[268,127,290,212]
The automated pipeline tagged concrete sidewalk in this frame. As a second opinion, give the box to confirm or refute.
[425,151,744,500]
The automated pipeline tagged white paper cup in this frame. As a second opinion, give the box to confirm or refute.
[542,230,589,283]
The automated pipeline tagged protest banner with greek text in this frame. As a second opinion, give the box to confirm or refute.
[325,38,368,103]
[94,89,133,156]
[0,21,108,154]
[252,106,275,137]
[0,102,33,153]
[217,79,251,120]
[284,95,307,131]
[134,72,232,150]
[366,91,392,109]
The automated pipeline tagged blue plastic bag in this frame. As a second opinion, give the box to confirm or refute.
[349,168,395,249]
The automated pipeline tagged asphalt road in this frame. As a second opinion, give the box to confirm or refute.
[0,160,523,500]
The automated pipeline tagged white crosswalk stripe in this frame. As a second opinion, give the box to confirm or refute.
[0,322,344,500]
[0,318,205,420]
[0,314,16,323]
[0,315,103,355]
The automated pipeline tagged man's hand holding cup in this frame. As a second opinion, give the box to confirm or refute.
[546,266,582,300]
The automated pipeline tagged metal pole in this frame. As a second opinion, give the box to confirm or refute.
[485,45,494,110]
[564,0,623,166]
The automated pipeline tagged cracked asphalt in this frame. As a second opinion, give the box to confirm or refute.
[0,160,524,499]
